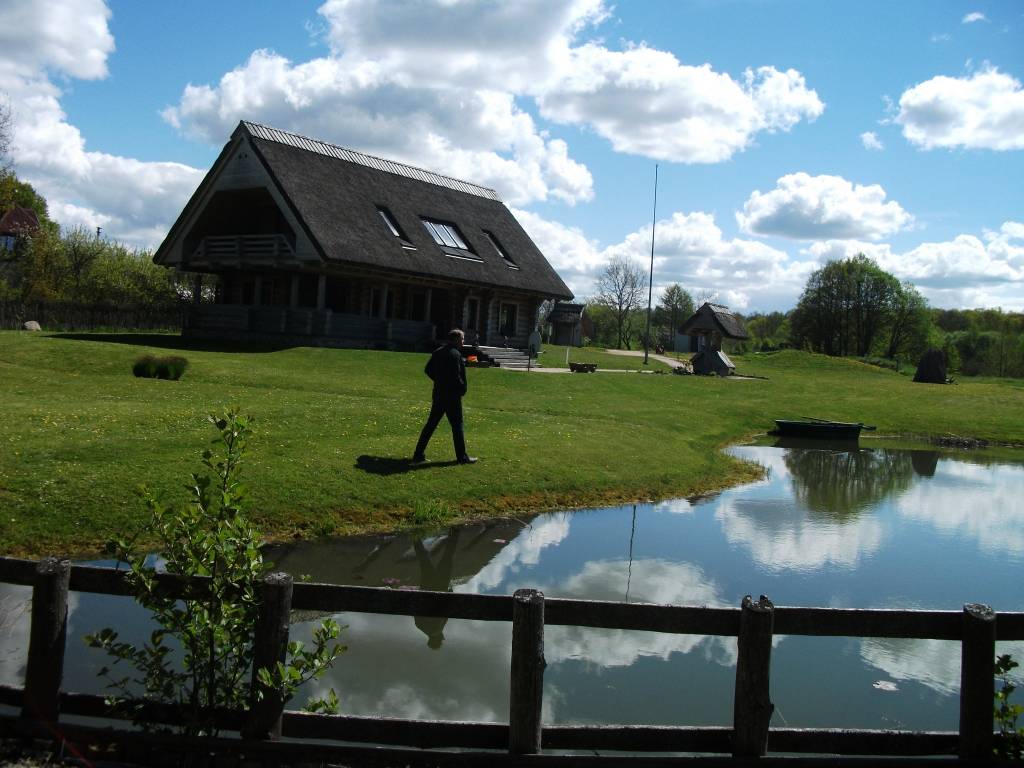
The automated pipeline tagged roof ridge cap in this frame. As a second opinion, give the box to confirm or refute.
[239,120,502,201]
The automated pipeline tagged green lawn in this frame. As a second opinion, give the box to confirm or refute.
[2,331,1022,557]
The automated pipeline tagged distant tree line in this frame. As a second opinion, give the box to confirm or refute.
[583,252,1024,378]
[0,170,198,328]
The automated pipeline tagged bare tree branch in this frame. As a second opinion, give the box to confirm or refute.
[592,255,645,348]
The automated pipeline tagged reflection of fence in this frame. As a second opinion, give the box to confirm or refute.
[1,555,1022,764]
[0,300,185,331]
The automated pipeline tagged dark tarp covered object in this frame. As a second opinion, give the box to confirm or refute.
[913,347,948,384]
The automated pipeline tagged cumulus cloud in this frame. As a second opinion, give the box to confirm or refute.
[166,0,823,188]
[737,173,913,241]
[860,131,884,151]
[0,0,203,246]
[896,67,1024,151]
[805,221,1024,309]
[961,12,987,24]
[517,207,812,308]
[537,48,824,163]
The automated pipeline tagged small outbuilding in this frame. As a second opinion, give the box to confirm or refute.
[547,302,585,346]
[679,302,749,376]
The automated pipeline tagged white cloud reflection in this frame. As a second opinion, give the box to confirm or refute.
[895,461,1024,557]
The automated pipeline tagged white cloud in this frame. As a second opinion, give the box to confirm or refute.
[860,131,884,151]
[0,0,203,247]
[962,12,988,24]
[737,173,912,241]
[896,67,1024,151]
[931,33,952,43]
[805,221,1024,309]
[518,207,812,309]
[538,50,824,163]
[167,0,823,187]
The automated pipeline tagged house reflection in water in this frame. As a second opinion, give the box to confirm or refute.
[264,519,529,649]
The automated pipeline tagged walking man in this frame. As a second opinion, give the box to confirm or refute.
[412,329,477,464]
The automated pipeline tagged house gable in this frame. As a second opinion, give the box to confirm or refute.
[154,133,320,268]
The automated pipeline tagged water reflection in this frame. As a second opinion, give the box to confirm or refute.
[1,444,1020,731]
[778,441,916,517]
[894,459,1024,556]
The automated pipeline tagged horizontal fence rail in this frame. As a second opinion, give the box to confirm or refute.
[0,555,1021,765]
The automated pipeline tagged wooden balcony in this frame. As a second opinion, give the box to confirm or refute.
[190,234,294,264]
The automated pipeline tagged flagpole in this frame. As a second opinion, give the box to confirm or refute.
[643,164,659,365]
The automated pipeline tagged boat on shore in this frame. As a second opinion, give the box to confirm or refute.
[773,417,876,440]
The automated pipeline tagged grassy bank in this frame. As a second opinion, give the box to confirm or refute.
[2,332,1022,557]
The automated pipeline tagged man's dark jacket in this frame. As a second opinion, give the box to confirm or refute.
[425,344,467,398]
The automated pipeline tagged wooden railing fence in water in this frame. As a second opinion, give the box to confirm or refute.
[1,555,1022,765]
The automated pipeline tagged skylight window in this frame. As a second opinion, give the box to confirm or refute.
[377,207,415,249]
[483,230,517,269]
[422,218,470,251]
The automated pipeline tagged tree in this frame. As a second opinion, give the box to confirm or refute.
[884,282,931,360]
[657,283,694,351]
[791,254,902,357]
[0,96,11,173]
[592,254,645,349]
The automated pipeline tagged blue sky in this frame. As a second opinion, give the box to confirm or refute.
[1,0,1022,311]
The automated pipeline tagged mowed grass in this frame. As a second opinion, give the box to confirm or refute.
[535,344,676,370]
[1,332,1022,557]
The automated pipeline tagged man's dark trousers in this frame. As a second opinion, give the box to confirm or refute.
[414,393,466,459]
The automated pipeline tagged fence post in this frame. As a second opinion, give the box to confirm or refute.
[733,594,775,758]
[244,572,293,741]
[509,588,545,755]
[22,557,71,723]
[959,602,995,759]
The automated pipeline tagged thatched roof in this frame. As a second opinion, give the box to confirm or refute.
[155,121,572,300]
[679,302,749,339]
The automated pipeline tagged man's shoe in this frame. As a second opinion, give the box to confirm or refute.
[410,455,427,465]
[458,456,478,464]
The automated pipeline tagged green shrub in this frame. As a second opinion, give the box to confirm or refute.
[132,354,189,380]
[85,410,344,736]
[132,354,157,378]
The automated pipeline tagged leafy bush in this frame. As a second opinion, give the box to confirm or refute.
[85,410,344,737]
[995,654,1023,759]
[131,354,157,378]
[132,354,189,380]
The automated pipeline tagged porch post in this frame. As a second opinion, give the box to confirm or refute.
[289,275,299,308]
[253,274,263,306]
[424,288,433,322]
[316,274,327,310]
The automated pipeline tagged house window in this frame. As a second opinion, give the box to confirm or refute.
[483,230,518,269]
[377,207,416,249]
[0,235,16,252]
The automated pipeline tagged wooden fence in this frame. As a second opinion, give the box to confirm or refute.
[0,555,1021,766]
[0,299,185,331]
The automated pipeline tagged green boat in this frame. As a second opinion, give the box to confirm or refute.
[773,418,876,440]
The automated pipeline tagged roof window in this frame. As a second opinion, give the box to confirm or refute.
[378,207,415,249]
[423,218,469,250]
[483,230,518,269]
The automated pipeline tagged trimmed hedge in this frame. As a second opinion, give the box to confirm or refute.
[132,354,189,380]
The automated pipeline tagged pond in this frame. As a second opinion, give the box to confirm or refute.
[1,440,1023,732]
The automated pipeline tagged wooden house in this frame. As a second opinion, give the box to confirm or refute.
[154,122,573,349]
[679,302,749,376]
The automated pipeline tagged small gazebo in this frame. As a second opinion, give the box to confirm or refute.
[679,302,749,376]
